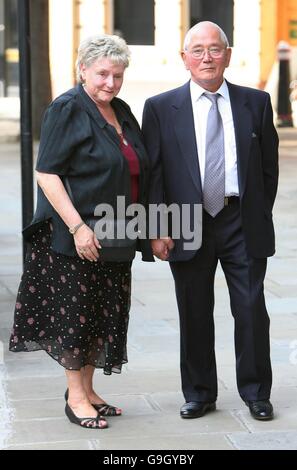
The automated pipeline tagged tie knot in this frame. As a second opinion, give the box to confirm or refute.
[204,92,220,105]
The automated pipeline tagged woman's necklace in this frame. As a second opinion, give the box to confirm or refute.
[119,132,128,146]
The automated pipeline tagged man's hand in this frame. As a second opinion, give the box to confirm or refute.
[151,237,175,261]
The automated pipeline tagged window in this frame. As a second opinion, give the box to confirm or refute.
[5,0,17,48]
[190,0,234,46]
[0,0,18,96]
[114,0,154,45]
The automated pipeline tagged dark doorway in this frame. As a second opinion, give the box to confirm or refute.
[190,0,234,46]
[114,0,155,45]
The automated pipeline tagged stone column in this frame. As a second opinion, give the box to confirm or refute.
[49,0,74,97]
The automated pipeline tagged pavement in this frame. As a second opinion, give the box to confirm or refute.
[0,98,20,144]
[0,113,297,450]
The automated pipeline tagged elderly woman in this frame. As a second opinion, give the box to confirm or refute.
[9,34,152,429]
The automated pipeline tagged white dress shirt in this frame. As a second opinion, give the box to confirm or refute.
[190,79,239,196]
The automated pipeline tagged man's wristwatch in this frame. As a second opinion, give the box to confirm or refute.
[69,221,85,235]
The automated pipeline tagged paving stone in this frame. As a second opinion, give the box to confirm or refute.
[96,434,234,450]
[5,351,65,379]
[6,369,182,400]
[150,390,242,414]
[268,298,297,315]
[4,440,94,450]
[5,410,244,447]
[236,405,297,432]
[227,431,297,450]
[10,394,155,421]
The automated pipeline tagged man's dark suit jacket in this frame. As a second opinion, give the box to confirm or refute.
[142,80,279,261]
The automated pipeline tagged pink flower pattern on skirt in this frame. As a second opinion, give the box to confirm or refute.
[9,221,131,374]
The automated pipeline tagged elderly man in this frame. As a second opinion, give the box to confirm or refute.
[142,22,278,421]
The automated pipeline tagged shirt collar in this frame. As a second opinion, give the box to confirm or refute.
[190,79,230,103]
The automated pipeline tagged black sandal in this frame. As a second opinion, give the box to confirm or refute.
[92,403,122,416]
[65,389,122,416]
[65,402,108,429]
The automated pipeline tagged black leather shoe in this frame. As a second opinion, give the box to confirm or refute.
[245,399,274,421]
[180,401,216,419]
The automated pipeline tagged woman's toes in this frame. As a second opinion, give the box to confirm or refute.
[98,417,108,428]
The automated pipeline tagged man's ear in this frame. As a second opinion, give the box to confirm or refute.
[225,47,232,68]
[181,51,189,70]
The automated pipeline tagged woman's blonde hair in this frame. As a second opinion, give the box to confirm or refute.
[76,34,130,83]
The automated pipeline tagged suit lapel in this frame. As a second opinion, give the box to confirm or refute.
[77,84,106,129]
[227,81,252,197]
[173,83,202,195]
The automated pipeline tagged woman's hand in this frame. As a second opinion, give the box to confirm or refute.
[73,224,101,262]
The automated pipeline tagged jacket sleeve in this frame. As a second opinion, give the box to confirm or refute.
[260,94,279,211]
[142,99,164,206]
[36,98,91,175]
[142,98,172,239]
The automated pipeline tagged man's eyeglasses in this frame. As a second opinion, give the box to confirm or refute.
[188,47,226,59]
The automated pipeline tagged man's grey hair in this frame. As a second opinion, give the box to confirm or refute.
[183,21,229,51]
[76,34,130,83]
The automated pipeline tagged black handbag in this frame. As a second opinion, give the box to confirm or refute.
[64,177,137,262]
[87,217,137,262]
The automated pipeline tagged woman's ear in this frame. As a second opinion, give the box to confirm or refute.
[80,63,87,82]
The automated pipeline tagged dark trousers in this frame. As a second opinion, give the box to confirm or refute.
[170,200,272,403]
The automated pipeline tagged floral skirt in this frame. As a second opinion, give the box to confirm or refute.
[9,221,132,374]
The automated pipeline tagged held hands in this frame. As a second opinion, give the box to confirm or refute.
[74,226,174,262]
[73,224,101,262]
[151,237,175,261]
